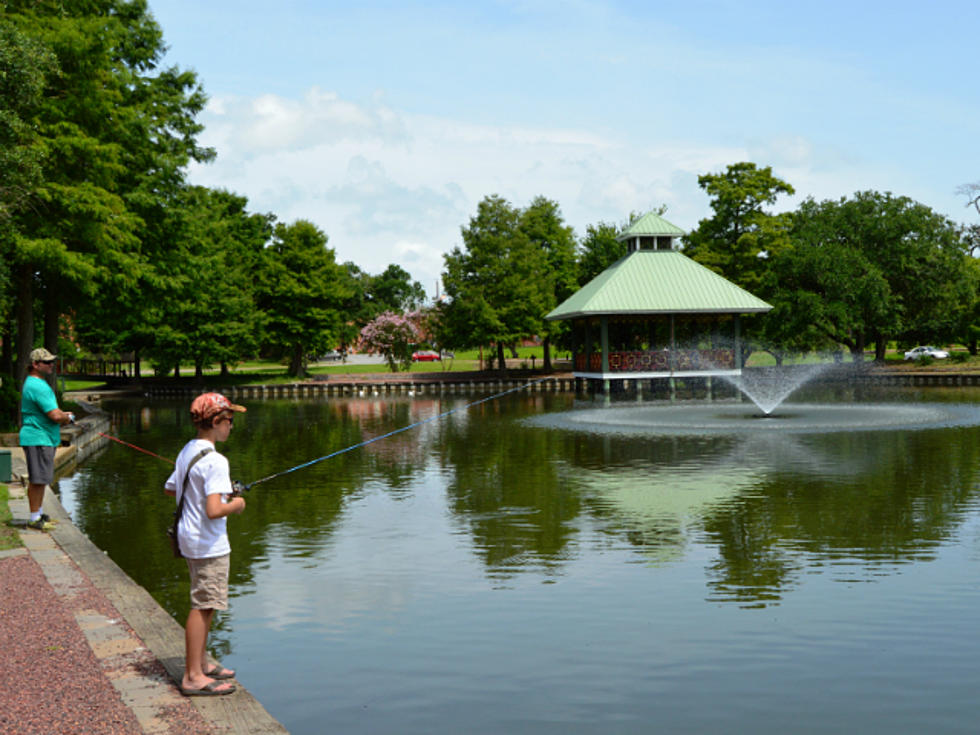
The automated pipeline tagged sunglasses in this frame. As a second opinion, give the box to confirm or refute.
[40,359,56,365]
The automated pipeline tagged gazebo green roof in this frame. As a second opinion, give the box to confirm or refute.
[546,250,772,320]
[617,212,686,240]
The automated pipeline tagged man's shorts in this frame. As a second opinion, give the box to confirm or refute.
[23,445,56,486]
[186,554,230,610]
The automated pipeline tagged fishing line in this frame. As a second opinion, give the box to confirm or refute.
[243,376,554,490]
[99,432,175,465]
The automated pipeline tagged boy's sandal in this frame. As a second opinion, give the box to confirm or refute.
[204,665,235,680]
[180,681,236,697]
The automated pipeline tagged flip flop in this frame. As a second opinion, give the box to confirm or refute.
[204,665,235,680]
[180,681,236,697]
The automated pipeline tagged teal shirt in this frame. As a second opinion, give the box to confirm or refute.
[19,375,61,446]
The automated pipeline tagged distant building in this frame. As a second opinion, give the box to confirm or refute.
[546,212,771,390]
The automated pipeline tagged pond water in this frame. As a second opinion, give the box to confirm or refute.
[56,384,980,734]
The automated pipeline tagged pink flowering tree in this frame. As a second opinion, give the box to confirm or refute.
[359,311,420,372]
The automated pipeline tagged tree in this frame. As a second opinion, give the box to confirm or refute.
[518,196,577,370]
[775,192,972,361]
[4,0,211,382]
[0,23,54,378]
[359,311,419,372]
[368,264,427,315]
[256,220,355,377]
[440,195,550,374]
[577,221,625,287]
[684,162,795,295]
[98,186,273,379]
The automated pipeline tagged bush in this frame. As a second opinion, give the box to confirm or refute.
[950,351,970,364]
[915,355,935,367]
[0,378,19,433]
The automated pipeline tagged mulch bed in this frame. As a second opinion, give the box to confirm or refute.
[0,552,214,735]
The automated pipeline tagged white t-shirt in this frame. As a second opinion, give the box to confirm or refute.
[165,438,233,559]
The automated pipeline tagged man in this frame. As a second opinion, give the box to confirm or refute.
[19,348,74,531]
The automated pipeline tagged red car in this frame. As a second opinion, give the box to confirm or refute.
[412,350,440,362]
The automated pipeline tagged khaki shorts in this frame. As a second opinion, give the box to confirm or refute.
[186,554,230,610]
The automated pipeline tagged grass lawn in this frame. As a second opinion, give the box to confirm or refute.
[0,484,22,551]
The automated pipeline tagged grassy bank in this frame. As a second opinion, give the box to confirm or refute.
[0,484,22,551]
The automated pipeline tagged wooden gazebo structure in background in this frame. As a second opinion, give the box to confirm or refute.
[546,212,772,392]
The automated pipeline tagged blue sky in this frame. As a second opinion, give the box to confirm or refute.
[147,0,980,296]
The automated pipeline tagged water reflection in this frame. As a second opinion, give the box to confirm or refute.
[57,393,980,607]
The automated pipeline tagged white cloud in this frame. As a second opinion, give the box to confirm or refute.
[191,85,952,299]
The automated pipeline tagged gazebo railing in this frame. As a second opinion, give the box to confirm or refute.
[574,348,735,373]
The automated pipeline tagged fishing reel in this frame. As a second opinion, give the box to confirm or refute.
[230,480,247,497]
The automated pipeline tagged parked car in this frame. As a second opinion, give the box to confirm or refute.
[904,346,949,360]
[412,350,441,362]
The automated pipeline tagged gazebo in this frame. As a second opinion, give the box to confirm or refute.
[546,211,772,391]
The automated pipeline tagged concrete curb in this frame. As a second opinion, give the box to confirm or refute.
[5,440,289,733]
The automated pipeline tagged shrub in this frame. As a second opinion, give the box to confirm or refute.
[359,312,420,372]
[0,378,19,433]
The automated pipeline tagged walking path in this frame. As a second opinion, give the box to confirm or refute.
[1,447,288,734]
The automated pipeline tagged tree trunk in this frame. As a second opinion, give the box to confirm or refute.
[1,316,13,378]
[43,292,59,389]
[543,337,553,372]
[15,264,34,386]
[289,344,306,377]
[496,341,507,377]
[850,333,865,362]
[873,330,886,362]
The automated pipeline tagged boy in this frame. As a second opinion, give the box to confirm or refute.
[164,392,246,696]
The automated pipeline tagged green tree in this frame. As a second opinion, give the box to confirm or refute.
[368,264,427,314]
[577,221,625,287]
[685,162,795,295]
[0,23,54,378]
[256,220,355,377]
[4,0,211,382]
[108,186,272,379]
[440,195,550,374]
[776,192,972,361]
[518,196,577,370]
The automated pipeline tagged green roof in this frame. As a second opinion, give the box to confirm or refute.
[617,212,686,240]
[546,251,772,320]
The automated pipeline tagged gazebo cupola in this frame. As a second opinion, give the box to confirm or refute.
[618,211,686,253]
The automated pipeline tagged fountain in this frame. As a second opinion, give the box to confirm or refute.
[722,363,831,415]
[528,362,980,435]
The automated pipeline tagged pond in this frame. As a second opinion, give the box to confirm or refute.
[56,384,980,734]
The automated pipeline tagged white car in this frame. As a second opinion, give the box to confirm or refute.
[904,345,949,360]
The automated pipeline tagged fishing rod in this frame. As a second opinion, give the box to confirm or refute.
[242,375,554,490]
[98,376,555,490]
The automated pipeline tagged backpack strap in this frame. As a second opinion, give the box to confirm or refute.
[174,447,214,524]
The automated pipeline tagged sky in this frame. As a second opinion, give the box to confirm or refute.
[146,0,980,298]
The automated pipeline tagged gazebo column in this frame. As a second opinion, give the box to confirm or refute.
[583,319,592,373]
[734,315,743,371]
[600,316,610,393]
